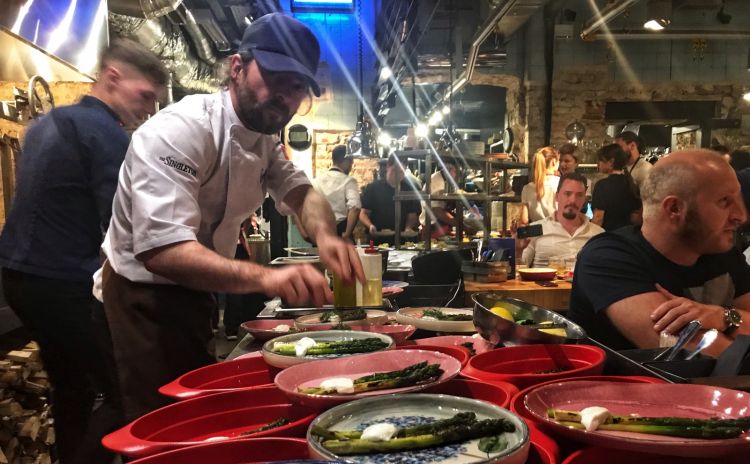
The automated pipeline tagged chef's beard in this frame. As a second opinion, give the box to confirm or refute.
[235,82,292,134]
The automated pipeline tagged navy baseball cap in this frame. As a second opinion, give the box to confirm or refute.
[239,13,322,97]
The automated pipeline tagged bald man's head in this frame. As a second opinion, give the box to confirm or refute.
[641,149,729,220]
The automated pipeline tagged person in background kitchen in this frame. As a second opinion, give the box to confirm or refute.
[557,143,579,176]
[360,154,421,244]
[313,145,361,242]
[516,173,603,268]
[615,130,651,195]
[591,143,642,231]
[98,13,364,421]
[569,149,750,357]
[520,146,560,225]
[0,39,168,463]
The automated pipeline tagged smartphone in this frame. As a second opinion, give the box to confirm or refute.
[517,224,543,239]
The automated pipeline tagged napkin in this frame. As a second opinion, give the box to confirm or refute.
[710,335,750,376]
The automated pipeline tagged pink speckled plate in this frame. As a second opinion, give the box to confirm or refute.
[415,335,496,355]
[274,349,460,409]
[525,380,750,458]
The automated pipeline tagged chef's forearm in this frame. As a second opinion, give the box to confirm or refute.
[138,240,268,294]
[286,185,338,241]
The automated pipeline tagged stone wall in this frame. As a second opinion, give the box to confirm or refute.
[548,64,750,162]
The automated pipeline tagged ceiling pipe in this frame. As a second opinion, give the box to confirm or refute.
[435,0,519,107]
[594,29,750,39]
[580,0,641,41]
[108,0,184,19]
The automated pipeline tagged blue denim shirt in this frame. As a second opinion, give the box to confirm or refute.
[0,96,128,282]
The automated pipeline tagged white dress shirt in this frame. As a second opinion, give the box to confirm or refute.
[522,215,604,267]
[100,89,310,285]
[313,168,360,223]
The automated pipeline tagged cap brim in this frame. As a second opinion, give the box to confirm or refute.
[252,48,321,97]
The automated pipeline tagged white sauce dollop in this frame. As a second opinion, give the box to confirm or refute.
[273,324,291,332]
[294,337,317,356]
[319,377,355,394]
[422,316,437,321]
[360,423,398,442]
[580,406,611,432]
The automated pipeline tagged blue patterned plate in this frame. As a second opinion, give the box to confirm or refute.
[307,393,530,464]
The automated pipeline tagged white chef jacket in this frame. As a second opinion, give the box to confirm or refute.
[100,89,310,285]
[312,168,360,223]
[419,171,449,226]
[628,157,652,194]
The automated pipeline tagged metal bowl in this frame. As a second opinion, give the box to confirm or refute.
[472,293,586,345]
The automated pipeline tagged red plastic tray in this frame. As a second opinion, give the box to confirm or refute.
[129,437,309,464]
[562,446,741,464]
[528,424,560,464]
[424,377,518,409]
[103,385,317,458]
[159,355,273,400]
[461,344,606,389]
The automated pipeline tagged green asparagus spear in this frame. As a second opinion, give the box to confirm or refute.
[310,412,480,441]
[319,415,515,455]
[271,337,388,356]
[422,308,473,321]
[549,409,750,430]
[557,421,743,439]
[238,418,289,436]
[319,309,367,323]
[298,362,444,395]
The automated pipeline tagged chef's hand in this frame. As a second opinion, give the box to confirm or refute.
[368,224,377,235]
[317,233,365,285]
[650,284,724,334]
[260,264,332,308]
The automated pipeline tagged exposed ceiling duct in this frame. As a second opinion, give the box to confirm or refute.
[580,0,641,40]
[434,0,547,108]
[108,0,185,19]
[109,12,220,93]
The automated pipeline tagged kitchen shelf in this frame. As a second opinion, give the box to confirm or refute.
[391,148,526,251]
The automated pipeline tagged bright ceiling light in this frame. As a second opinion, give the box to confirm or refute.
[415,124,429,138]
[429,112,443,125]
[379,67,392,80]
[743,92,750,102]
[643,0,671,31]
[643,19,666,31]
[377,132,392,147]
[441,105,450,115]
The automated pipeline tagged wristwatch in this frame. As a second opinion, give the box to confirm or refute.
[722,306,743,336]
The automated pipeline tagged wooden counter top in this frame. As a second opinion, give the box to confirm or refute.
[464,279,571,311]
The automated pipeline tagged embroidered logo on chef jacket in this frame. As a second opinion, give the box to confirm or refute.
[159,156,197,177]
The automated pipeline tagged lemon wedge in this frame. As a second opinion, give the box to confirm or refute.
[489,305,514,321]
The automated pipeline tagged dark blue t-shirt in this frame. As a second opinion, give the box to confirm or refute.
[0,96,128,282]
[568,226,750,350]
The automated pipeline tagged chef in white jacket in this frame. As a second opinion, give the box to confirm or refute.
[98,13,364,421]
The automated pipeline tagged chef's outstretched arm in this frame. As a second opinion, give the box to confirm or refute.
[138,241,331,307]
[284,184,365,285]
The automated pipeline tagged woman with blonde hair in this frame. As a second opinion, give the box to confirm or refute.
[520,146,560,224]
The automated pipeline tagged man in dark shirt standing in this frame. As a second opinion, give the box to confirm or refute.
[569,149,750,357]
[0,39,167,463]
[359,155,421,242]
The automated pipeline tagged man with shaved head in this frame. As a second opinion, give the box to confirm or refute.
[569,149,750,356]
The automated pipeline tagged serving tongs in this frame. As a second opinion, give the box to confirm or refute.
[653,319,702,361]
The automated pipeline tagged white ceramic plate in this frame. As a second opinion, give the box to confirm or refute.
[307,393,530,464]
[261,330,394,369]
[395,307,476,333]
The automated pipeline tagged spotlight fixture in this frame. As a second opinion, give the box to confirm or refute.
[441,105,450,115]
[717,1,732,25]
[643,0,671,31]
[415,123,429,138]
[379,67,393,80]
